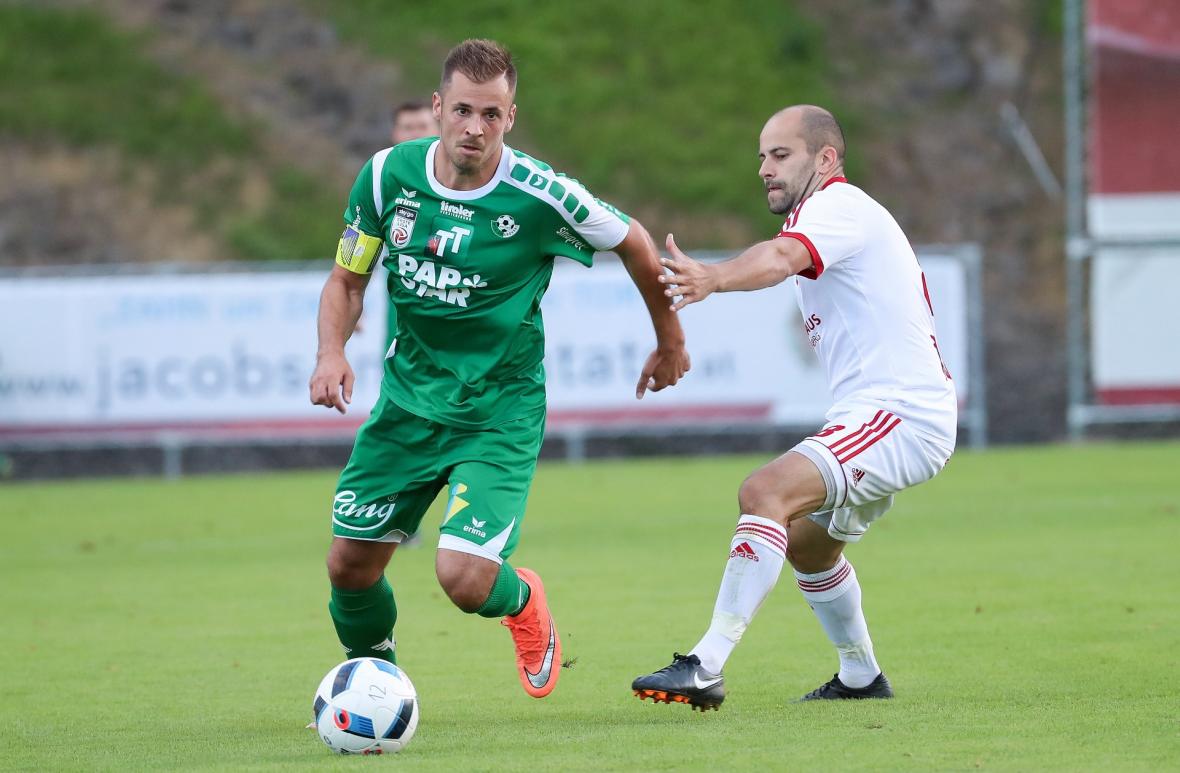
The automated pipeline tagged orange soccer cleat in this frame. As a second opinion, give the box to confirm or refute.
[501,567,561,698]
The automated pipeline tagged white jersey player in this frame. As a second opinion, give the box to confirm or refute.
[632,104,957,709]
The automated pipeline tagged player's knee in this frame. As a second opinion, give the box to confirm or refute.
[738,471,799,522]
[436,574,488,613]
[326,551,383,590]
[435,560,493,614]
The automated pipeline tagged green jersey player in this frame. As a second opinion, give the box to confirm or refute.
[308,39,690,700]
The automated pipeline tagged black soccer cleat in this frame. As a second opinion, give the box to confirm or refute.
[799,672,894,701]
[632,653,726,712]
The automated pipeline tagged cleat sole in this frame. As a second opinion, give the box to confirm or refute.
[633,688,722,711]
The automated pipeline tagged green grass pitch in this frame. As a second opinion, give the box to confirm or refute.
[2,442,1178,771]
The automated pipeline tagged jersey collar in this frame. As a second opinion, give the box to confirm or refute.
[425,140,510,201]
[821,175,848,190]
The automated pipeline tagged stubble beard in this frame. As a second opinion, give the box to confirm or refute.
[768,167,821,216]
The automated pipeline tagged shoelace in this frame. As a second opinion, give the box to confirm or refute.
[655,652,698,674]
[502,611,545,663]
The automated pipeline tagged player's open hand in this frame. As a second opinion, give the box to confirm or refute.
[659,234,718,312]
[635,345,691,399]
[309,350,355,414]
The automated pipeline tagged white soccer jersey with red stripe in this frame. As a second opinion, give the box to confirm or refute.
[778,177,957,440]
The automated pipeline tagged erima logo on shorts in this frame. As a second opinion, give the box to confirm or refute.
[462,515,487,539]
[333,490,396,531]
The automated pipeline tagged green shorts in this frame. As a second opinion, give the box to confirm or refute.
[331,394,545,564]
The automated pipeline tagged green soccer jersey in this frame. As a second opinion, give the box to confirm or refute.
[341,138,631,429]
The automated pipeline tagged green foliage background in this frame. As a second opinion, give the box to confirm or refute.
[1,2,856,261]
[0,5,341,261]
[310,0,851,229]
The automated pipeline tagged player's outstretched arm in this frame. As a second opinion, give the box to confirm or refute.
[659,234,813,311]
[614,219,691,399]
[309,265,371,414]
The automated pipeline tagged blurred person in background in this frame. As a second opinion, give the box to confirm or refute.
[390,100,438,147]
[631,104,956,709]
[309,39,690,701]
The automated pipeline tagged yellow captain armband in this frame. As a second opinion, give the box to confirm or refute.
[335,225,384,274]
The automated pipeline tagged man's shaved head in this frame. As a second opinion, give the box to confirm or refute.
[758,104,846,215]
[773,104,846,161]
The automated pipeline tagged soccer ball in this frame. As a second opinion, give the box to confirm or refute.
[313,658,419,755]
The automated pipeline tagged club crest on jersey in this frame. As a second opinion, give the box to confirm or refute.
[492,214,519,238]
[390,205,418,249]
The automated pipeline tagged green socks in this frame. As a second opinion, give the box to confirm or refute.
[475,562,531,618]
[330,567,527,656]
[329,576,398,663]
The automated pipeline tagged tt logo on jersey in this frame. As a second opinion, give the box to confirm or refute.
[397,254,486,307]
[427,224,472,257]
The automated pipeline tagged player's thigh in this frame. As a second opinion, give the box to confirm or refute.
[332,395,447,544]
[740,450,828,522]
[793,403,947,541]
[435,409,545,565]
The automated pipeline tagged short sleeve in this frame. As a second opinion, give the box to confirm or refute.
[506,153,630,267]
[550,186,630,266]
[777,186,864,279]
[342,155,384,237]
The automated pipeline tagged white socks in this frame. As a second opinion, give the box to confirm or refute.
[689,517,882,688]
[689,514,787,674]
[795,556,880,688]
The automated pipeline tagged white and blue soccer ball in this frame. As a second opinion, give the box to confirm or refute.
[313,657,419,755]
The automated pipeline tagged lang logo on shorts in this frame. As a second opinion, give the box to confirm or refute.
[333,490,397,532]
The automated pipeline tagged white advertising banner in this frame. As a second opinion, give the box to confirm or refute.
[543,255,968,428]
[0,254,969,437]
[0,272,387,435]
[1090,251,1180,405]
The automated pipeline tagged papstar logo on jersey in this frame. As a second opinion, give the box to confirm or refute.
[397,254,486,307]
[439,201,474,221]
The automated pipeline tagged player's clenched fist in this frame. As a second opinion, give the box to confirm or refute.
[309,350,354,414]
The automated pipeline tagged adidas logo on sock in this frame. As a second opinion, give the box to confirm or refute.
[729,541,760,562]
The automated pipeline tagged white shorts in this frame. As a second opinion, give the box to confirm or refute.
[791,404,954,542]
